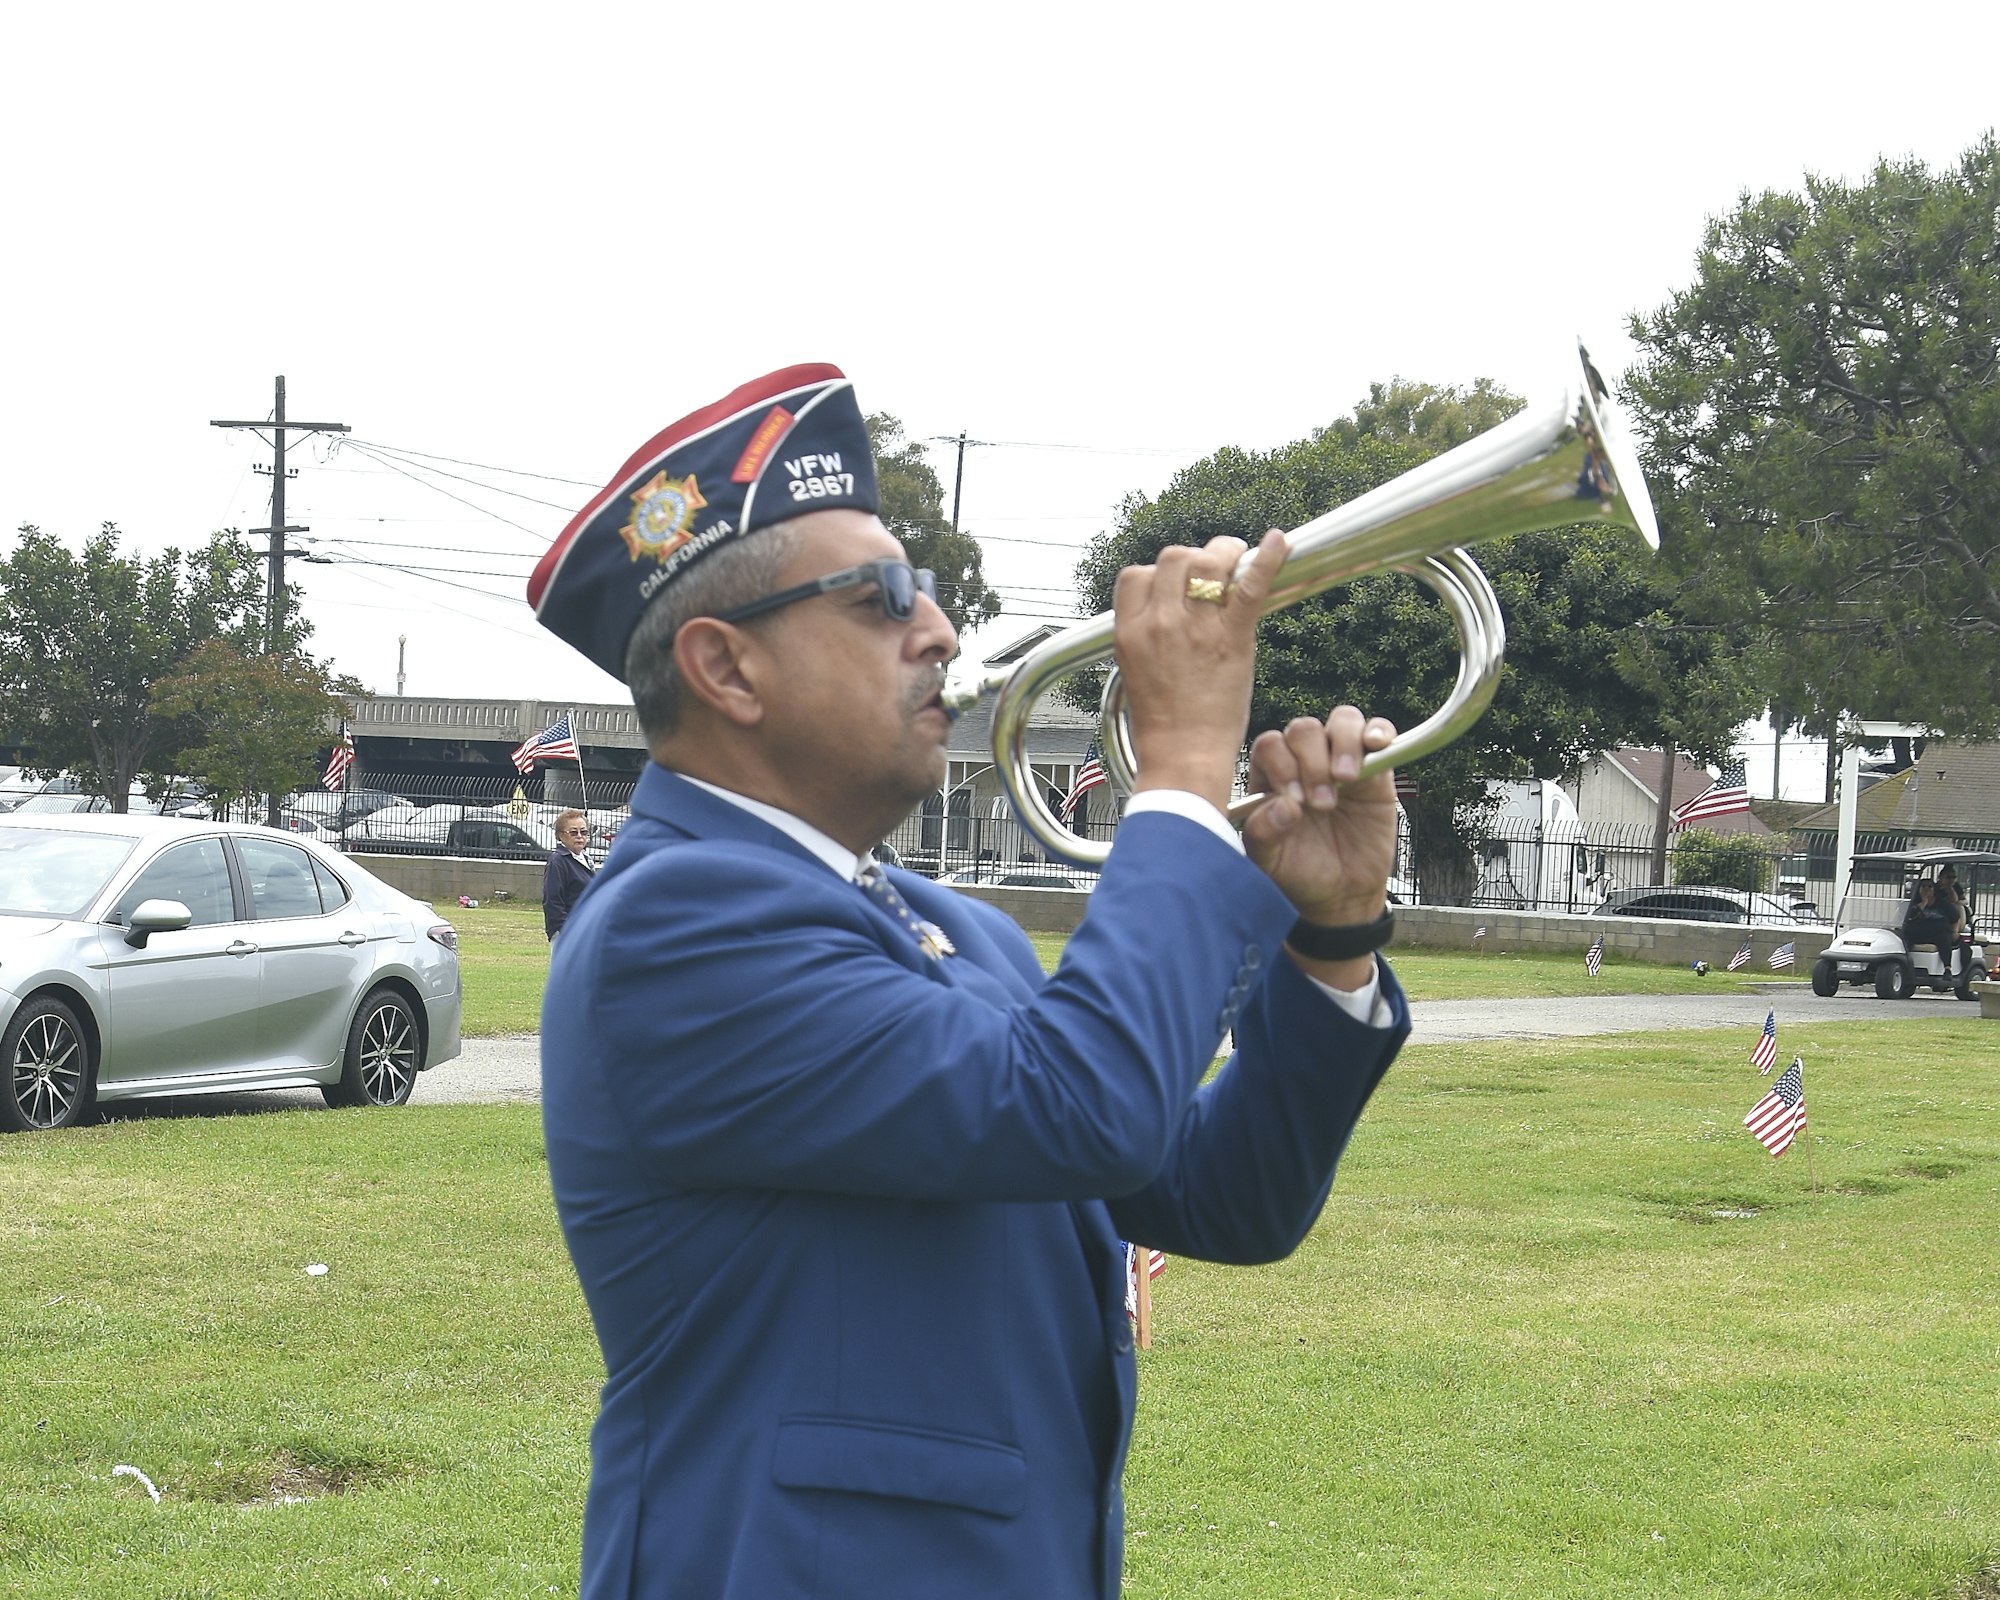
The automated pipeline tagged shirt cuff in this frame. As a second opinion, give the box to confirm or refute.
[1306,964,1395,1029]
[1123,790,1243,854]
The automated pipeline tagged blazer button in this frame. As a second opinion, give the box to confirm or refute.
[1242,944,1262,969]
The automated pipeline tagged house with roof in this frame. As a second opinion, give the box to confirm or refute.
[1787,738,2000,908]
[1561,746,1779,894]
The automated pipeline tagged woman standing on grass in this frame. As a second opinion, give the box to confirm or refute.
[542,809,596,945]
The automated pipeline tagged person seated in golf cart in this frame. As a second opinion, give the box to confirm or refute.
[1901,880,1961,975]
[1936,864,1969,935]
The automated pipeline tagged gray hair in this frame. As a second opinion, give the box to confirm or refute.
[625,522,804,741]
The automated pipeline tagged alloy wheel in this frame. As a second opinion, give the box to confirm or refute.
[11,1011,84,1130]
[357,999,419,1105]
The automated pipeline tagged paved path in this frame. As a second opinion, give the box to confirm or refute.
[111,985,1965,1122]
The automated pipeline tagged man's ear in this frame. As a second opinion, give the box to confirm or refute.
[673,619,766,728]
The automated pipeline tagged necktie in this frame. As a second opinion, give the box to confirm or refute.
[857,864,954,959]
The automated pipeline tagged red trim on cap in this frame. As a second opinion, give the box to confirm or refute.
[528,362,846,609]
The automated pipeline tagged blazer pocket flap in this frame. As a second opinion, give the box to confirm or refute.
[773,1417,1026,1518]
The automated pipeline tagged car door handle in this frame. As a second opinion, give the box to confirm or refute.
[227,940,259,957]
[338,930,367,946]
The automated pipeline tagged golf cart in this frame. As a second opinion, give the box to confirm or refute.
[1810,847,1998,1001]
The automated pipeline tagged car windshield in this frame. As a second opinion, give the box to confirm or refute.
[0,828,141,917]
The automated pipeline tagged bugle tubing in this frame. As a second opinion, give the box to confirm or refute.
[940,345,1660,870]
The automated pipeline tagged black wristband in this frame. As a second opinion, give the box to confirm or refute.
[1285,908,1396,961]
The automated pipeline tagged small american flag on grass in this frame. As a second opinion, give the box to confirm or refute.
[1768,942,1796,971]
[1123,1243,1167,1330]
[1585,934,1603,977]
[1727,936,1752,972]
[1744,1059,1806,1156]
[1473,925,1487,945]
[1751,1009,1778,1073]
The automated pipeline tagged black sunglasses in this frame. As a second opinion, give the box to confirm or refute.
[705,560,938,628]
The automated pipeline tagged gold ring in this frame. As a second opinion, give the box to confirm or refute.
[1185,576,1227,604]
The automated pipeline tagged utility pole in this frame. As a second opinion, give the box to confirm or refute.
[930,431,990,535]
[949,430,967,535]
[211,376,349,825]
[211,376,349,654]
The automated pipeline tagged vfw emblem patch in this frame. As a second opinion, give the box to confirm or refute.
[621,472,707,563]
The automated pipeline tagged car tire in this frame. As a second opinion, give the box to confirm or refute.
[323,988,421,1109]
[1810,959,1840,997]
[1957,962,1988,1002]
[1,995,95,1133]
[1874,961,1913,1001]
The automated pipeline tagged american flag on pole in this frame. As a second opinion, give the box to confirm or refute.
[1585,934,1604,976]
[1727,936,1753,972]
[1124,1242,1167,1303]
[1060,741,1108,822]
[1768,942,1796,971]
[1744,1059,1806,1156]
[1473,925,1488,946]
[1673,758,1751,829]
[1751,1009,1778,1074]
[512,714,580,773]
[1124,1242,1166,1347]
[322,723,355,792]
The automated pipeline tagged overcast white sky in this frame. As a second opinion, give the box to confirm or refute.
[5,2,1994,799]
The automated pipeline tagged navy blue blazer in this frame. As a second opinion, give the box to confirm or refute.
[540,764,1409,1600]
[544,846,596,939]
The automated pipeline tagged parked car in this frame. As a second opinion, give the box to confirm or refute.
[0,813,462,1132]
[0,767,40,813]
[340,804,558,861]
[1589,885,1821,927]
[12,774,211,818]
[282,788,411,832]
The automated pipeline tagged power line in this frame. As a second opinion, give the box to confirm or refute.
[339,440,583,512]
[924,435,1202,458]
[341,437,598,488]
[303,531,543,556]
[338,441,552,542]
[313,551,534,580]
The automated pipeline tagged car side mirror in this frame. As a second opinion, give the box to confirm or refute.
[124,898,194,948]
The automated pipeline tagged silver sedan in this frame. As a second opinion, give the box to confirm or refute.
[0,814,462,1132]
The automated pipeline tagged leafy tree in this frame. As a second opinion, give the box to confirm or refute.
[1672,827,1776,893]
[1624,133,2000,741]
[0,524,303,809]
[866,414,1002,634]
[149,642,365,816]
[1318,375,1526,455]
[1075,381,1722,902]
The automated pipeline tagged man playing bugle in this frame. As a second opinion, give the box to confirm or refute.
[529,363,1410,1599]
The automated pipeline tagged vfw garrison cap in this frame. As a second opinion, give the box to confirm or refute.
[528,363,879,681]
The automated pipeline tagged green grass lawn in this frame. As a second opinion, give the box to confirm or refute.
[451,902,1800,1036]
[4,1016,1996,1596]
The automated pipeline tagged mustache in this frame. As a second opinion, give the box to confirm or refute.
[904,665,948,716]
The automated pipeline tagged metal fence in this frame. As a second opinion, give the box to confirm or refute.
[316,771,1996,905]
